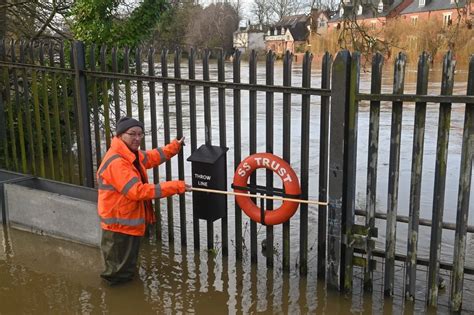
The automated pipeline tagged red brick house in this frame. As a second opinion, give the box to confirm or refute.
[327,0,473,30]
[327,0,413,32]
[399,0,473,26]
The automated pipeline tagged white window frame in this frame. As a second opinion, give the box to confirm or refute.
[419,0,425,7]
[411,16,418,26]
[443,12,452,26]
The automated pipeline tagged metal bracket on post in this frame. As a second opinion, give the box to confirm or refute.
[344,224,377,271]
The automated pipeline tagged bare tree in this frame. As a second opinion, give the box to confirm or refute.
[252,0,273,24]
[229,0,244,19]
[1,0,72,40]
[185,3,239,51]
[270,0,310,21]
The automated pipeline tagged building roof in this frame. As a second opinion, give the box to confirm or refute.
[275,14,309,27]
[234,24,270,34]
[329,0,404,22]
[271,14,310,41]
[400,0,467,14]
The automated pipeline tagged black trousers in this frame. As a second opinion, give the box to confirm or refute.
[100,230,141,285]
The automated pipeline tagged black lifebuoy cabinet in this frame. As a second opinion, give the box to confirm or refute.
[187,144,228,221]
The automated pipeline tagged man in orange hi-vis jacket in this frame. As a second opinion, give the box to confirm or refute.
[97,116,191,285]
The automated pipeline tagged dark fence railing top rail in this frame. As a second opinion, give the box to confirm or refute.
[4,60,474,103]
[358,92,474,104]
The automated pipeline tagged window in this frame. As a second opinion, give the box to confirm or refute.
[411,16,418,26]
[371,21,377,30]
[408,35,417,50]
[443,13,452,27]
[419,0,425,7]
[378,0,384,13]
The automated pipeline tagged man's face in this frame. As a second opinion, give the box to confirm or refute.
[119,126,143,152]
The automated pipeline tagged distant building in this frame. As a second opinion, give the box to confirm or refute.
[265,14,312,54]
[233,22,268,53]
[400,0,473,27]
[327,0,413,31]
[327,0,473,31]
[311,9,330,35]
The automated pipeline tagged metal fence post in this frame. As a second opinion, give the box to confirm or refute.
[72,41,94,188]
[0,76,6,170]
[327,50,351,290]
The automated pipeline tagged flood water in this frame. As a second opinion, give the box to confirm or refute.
[1,57,474,314]
[2,226,473,314]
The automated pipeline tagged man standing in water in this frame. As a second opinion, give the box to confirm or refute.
[97,116,190,285]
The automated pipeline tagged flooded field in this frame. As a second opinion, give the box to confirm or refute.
[1,57,474,313]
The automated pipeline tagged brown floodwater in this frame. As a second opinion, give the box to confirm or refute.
[1,225,473,314]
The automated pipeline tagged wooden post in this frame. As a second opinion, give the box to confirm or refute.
[342,52,359,292]
[428,51,455,307]
[327,50,351,290]
[449,55,474,312]
[384,52,406,296]
[405,52,430,300]
[364,52,383,290]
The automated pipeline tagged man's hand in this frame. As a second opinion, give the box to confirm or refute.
[177,136,186,146]
[185,183,192,192]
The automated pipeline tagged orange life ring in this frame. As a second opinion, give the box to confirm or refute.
[233,153,301,225]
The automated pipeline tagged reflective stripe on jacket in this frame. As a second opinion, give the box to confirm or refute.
[97,137,185,236]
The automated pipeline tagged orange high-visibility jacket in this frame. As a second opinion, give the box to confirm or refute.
[97,137,185,236]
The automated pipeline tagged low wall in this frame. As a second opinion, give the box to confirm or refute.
[4,183,100,247]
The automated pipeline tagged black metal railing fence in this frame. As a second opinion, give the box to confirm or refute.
[1,39,474,312]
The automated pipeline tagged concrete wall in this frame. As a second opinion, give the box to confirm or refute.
[4,183,101,247]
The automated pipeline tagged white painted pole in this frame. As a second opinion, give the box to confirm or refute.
[189,187,328,206]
